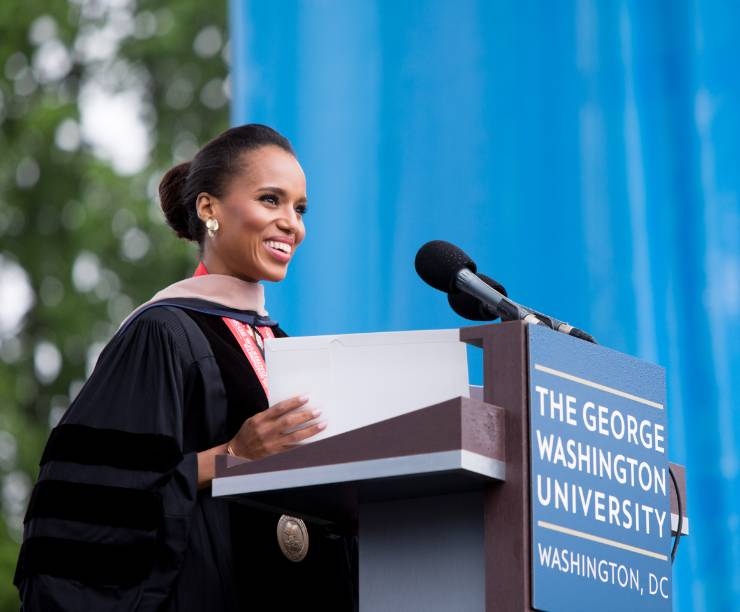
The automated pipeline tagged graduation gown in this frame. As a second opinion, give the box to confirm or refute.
[15,303,357,611]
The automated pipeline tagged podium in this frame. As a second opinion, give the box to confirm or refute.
[213,322,688,611]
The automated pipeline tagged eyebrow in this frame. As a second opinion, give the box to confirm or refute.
[256,186,308,204]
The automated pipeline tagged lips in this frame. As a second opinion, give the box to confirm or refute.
[264,239,292,255]
[263,239,292,263]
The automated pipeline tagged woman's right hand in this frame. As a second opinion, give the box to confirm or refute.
[228,395,325,460]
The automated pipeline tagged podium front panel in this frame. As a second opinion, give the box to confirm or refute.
[527,324,670,612]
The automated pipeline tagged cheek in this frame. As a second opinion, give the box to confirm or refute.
[234,208,269,240]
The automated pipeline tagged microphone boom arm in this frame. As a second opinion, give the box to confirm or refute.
[457,269,596,343]
[456,268,544,327]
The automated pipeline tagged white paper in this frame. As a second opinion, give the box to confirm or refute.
[265,328,469,443]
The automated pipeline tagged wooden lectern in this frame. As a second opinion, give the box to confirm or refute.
[213,322,688,611]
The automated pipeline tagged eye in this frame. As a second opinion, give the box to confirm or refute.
[295,204,308,216]
[259,194,279,206]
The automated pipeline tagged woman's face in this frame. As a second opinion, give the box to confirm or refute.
[198,145,307,282]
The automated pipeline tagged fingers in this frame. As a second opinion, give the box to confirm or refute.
[264,395,310,419]
[282,421,327,447]
[278,408,322,431]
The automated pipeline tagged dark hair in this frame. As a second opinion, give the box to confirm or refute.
[158,124,295,243]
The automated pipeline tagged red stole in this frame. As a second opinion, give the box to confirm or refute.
[194,262,274,397]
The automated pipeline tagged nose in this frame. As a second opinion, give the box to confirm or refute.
[276,206,303,233]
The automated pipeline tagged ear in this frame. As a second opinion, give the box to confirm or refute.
[196,192,217,222]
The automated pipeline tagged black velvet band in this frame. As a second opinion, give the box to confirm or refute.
[16,536,155,587]
[25,480,163,531]
[41,424,182,473]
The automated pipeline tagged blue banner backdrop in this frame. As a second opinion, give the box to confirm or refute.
[229,1,740,610]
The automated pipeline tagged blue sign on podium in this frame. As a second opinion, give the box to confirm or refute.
[528,325,671,611]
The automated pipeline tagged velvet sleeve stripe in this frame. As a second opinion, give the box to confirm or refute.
[25,480,163,531]
[41,424,182,473]
[16,536,155,587]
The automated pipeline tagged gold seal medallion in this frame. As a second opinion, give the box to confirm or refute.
[277,514,309,562]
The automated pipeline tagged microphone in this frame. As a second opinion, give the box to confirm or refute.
[414,241,542,326]
[415,240,597,343]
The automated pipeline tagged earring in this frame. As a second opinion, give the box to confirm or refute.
[206,218,219,238]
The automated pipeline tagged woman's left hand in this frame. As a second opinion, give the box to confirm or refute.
[228,395,325,459]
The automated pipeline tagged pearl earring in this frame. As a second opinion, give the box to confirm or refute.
[206,218,219,238]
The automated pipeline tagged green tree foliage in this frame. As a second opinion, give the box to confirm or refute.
[0,1,228,607]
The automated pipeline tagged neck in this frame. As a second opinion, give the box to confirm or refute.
[201,253,258,284]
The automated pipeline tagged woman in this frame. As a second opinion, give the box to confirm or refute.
[15,125,357,610]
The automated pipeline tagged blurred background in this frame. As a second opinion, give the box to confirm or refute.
[1,1,738,610]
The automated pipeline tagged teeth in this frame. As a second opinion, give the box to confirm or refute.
[265,240,292,254]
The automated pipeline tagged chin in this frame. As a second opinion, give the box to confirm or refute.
[261,267,289,283]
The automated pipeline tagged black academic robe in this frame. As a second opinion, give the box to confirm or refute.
[15,305,357,611]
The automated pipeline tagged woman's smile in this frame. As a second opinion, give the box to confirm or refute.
[263,236,294,263]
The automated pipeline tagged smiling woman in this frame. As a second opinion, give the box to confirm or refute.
[194,145,308,282]
[15,125,356,611]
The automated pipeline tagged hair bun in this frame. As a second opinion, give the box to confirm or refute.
[158,161,194,240]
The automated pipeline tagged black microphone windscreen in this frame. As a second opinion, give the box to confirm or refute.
[448,273,508,321]
[414,240,477,293]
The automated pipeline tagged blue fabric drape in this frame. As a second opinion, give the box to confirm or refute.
[230,1,740,609]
